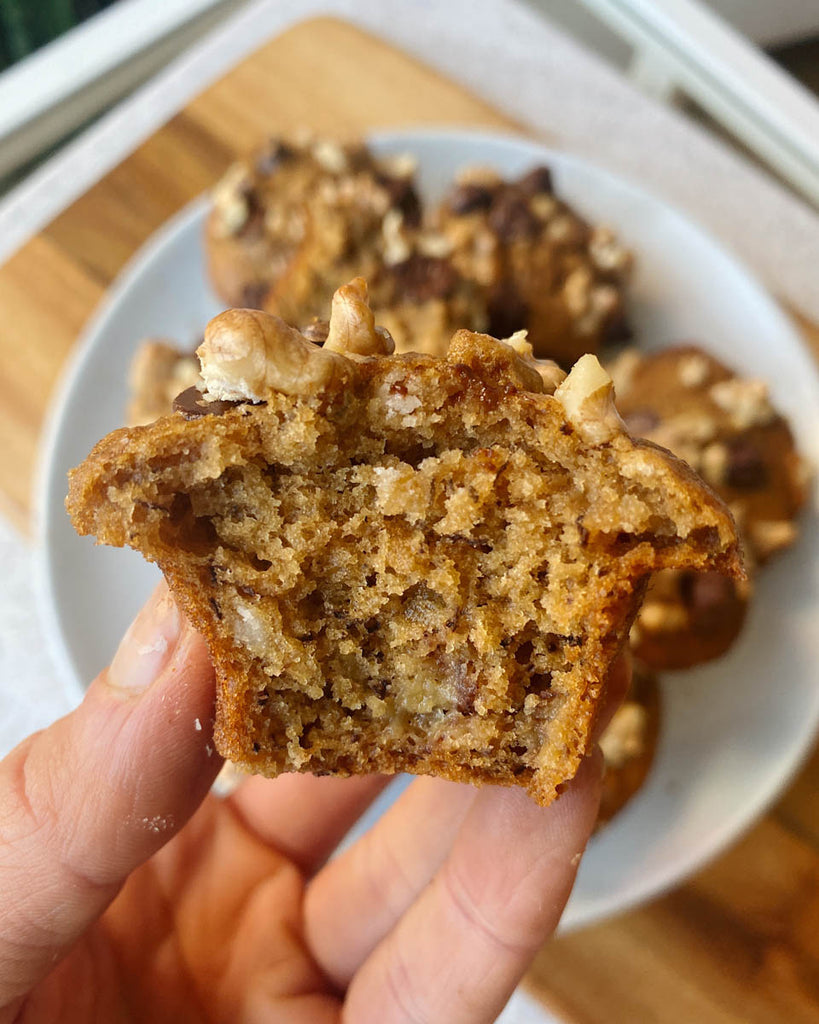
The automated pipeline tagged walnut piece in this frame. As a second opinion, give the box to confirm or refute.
[499,330,564,394]
[198,308,351,401]
[709,378,775,430]
[324,278,394,357]
[554,354,624,443]
[589,226,632,276]
[638,601,688,632]
[311,139,348,174]
[678,353,710,389]
[211,162,251,237]
[600,702,647,769]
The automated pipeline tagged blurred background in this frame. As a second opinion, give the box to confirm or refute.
[1,4,819,1023]
[2,0,819,199]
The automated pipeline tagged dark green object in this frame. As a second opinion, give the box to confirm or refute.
[0,0,119,70]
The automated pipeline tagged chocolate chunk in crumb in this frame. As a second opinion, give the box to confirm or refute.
[724,439,768,490]
[173,386,242,420]
[301,319,330,345]
[255,139,297,176]
[517,166,554,197]
[389,253,459,303]
[447,182,495,216]
[488,189,539,241]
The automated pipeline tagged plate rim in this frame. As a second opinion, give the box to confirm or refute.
[36,193,212,707]
[35,127,819,931]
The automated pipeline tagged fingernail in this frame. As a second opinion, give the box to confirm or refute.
[108,581,182,695]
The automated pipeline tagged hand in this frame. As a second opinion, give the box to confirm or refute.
[0,583,626,1023]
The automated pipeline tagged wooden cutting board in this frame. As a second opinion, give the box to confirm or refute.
[2,16,819,1022]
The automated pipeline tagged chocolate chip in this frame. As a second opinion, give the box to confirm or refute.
[487,279,528,337]
[488,189,539,241]
[530,671,553,695]
[377,174,422,227]
[255,139,296,176]
[679,571,736,621]
[447,182,495,216]
[517,165,553,196]
[173,386,242,419]
[623,408,660,436]
[388,253,459,303]
[601,311,632,344]
[301,319,330,345]
[344,144,373,172]
[724,438,768,490]
[239,281,269,309]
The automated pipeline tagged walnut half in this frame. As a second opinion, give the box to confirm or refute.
[197,308,352,402]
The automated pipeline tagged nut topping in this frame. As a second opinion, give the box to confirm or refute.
[709,378,775,430]
[211,162,252,237]
[198,307,352,401]
[554,354,624,443]
[324,278,394,357]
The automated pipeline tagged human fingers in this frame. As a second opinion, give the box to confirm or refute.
[228,772,391,875]
[343,753,602,1024]
[307,656,627,990]
[0,581,221,1009]
[304,777,477,987]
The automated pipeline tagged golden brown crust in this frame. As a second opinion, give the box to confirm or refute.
[68,302,740,806]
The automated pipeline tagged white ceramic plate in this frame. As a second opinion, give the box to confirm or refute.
[38,129,819,931]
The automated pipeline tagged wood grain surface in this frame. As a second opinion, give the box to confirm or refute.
[2,16,818,1022]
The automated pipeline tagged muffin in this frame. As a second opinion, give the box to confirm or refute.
[611,345,807,670]
[206,135,420,313]
[68,281,741,806]
[436,165,632,366]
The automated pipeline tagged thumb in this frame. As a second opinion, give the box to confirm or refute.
[0,581,222,1008]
